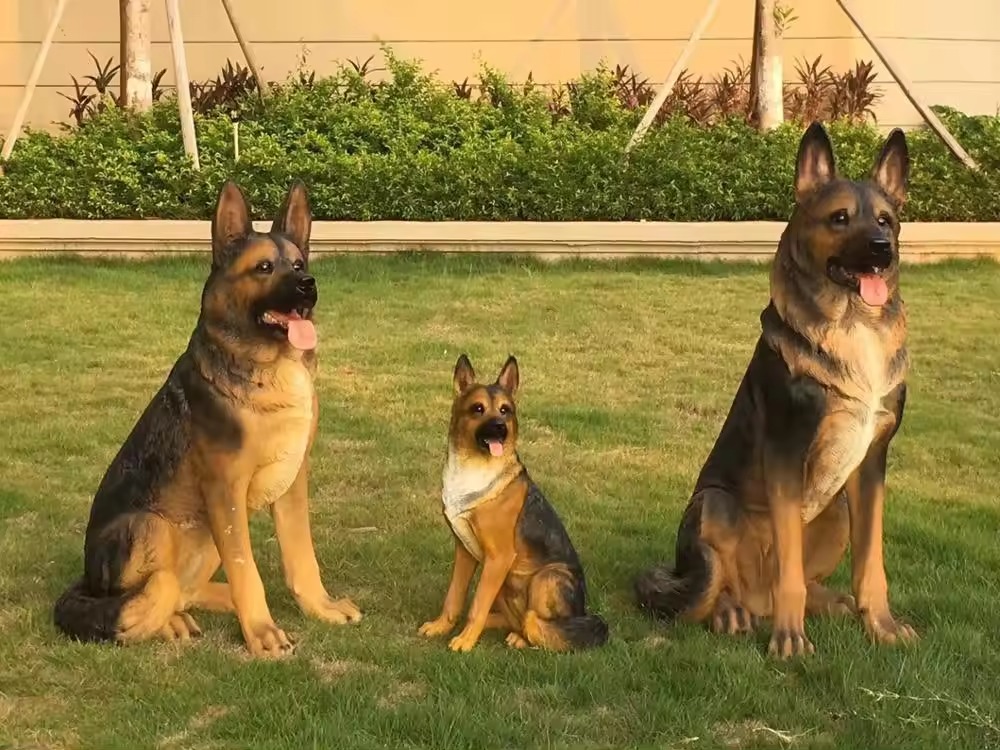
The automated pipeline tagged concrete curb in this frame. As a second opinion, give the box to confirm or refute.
[1,220,999,261]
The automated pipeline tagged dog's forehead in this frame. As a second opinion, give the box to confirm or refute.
[855,182,897,217]
[459,384,513,406]
[229,234,303,272]
[269,233,306,259]
[810,181,895,218]
[485,384,513,402]
[809,181,859,212]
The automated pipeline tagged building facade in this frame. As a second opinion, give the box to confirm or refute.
[1,0,998,134]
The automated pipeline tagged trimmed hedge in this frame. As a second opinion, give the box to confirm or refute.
[1,55,998,222]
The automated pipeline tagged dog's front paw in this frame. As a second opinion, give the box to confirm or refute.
[448,628,481,653]
[418,617,455,638]
[301,595,363,625]
[861,609,918,645]
[767,627,815,660]
[243,620,295,658]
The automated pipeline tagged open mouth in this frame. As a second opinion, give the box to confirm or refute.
[259,307,317,351]
[475,419,509,458]
[478,437,506,458]
[826,258,890,307]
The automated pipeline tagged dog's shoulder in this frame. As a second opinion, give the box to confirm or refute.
[513,474,581,567]
[710,323,829,466]
[88,350,209,526]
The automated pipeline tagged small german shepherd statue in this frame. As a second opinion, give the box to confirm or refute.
[54,180,361,657]
[419,355,609,652]
[636,121,916,659]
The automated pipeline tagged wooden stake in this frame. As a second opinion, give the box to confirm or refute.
[625,0,722,153]
[165,0,200,170]
[1,0,70,169]
[220,0,268,97]
[832,0,978,170]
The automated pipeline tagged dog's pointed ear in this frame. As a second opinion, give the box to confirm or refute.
[211,180,252,269]
[495,355,519,395]
[453,354,476,395]
[872,128,909,208]
[794,121,836,203]
[271,180,313,261]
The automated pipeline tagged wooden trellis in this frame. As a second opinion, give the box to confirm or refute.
[625,0,979,171]
[0,0,266,174]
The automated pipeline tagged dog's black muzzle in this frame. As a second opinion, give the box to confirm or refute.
[830,237,895,280]
[294,274,318,307]
[859,238,894,271]
[475,418,508,448]
[266,271,318,314]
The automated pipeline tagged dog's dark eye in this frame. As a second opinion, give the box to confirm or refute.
[256,260,274,274]
[830,209,849,226]
[470,403,485,415]
[499,404,512,416]
[877,213,891,227]
[292,259,305,271]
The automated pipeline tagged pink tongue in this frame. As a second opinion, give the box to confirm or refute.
[858,274,889,306]
[488,440,504,457]
[287,319,317,351]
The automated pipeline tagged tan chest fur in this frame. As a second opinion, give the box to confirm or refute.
[243,357,315,511]
[799,323,903,522]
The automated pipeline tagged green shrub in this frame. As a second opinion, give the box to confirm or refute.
[0,53,997,221]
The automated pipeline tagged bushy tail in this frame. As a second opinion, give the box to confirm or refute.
[634,542,716,622]
[522,610,609,651]
[53,579,130,643]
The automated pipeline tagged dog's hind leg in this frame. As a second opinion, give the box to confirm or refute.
[114,514,186,643]
[520,564,608,652]
[55,511,189,644]
[180,543,234,614]
[710,590,757,634]
[803,495,855,618]
[188,582,234,613]
[635,490,733,625]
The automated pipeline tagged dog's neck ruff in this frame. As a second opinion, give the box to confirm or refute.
[761,301,907,524]
[761,299,907,402]
[441,450,520,561]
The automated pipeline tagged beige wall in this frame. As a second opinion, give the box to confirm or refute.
[1,0,998,135]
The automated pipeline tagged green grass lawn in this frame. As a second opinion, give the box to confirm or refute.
[1,254,998,750]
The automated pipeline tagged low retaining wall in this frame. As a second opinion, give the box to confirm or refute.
[1,220,999,262]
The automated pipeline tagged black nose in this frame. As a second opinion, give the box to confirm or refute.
[296,275,316,294]
[482,419,508,440]
[867,238,893,266]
